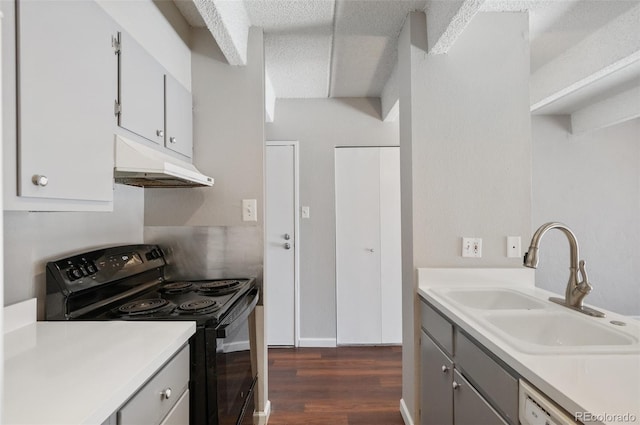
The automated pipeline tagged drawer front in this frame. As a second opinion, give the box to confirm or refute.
[453,370,508,425]
[420,300,453,355]
[455,333,518,424]
[159,389,189,425]
[421,331,453,425]
[119,345,190,425]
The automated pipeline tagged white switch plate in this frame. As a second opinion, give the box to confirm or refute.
[462,237,482,258]
[507,236,521,258]
[242,199,257,222]
[301,206,310,219]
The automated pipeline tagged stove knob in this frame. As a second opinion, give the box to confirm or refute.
[67,268,82,281]
[85,263,97,274]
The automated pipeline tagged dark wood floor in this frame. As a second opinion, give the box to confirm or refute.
[267,346,404,425]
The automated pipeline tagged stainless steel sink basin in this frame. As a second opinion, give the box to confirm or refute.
[484,310,640,354]
[438,288,548,310]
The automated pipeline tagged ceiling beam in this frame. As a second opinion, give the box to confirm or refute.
[530,4,640,112]
[424,0,486,55]
[190,0,250,66]
[570,85,640,135]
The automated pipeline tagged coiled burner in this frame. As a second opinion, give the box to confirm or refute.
[118,298,170,315]
[160,281,194,294]
[178,299,221,314]
[198,279,244,295]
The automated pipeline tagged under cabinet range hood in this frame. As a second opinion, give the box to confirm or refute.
[114,136,214,188]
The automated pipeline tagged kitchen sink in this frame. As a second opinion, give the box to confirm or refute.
[484,310,640,354]
[437,288,548,310]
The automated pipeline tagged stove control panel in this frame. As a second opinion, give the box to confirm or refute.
[46,244,167,294]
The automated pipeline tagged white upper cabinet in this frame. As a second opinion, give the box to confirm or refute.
[164,74,193,158]
[15,0,117,205]
[117,30,193,159]
[118,31,165,145]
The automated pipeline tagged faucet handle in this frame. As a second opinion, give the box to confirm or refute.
[577,260,592,294]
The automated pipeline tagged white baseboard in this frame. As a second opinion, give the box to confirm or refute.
[298,338,337,348]
[400,398,414,425]
[254,400,271,425]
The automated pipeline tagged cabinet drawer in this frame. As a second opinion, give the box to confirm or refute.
[119,345,190,425]
[453,370,507,425]
[420,299,453,355]
[455,332,518,424]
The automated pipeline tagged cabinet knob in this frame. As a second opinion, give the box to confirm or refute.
[32,175,49,187]
[367,248,375,253]
[452,381,460,390]
[284,233,291,240]
[161,387,172,399]
[169,137,177,144]
[284,243,291,250]
[156,129,164,137]
[441,365,449,373]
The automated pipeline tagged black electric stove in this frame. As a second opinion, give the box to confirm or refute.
[45,244,258,425]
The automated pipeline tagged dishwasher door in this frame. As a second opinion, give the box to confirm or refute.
[519,380,578,425]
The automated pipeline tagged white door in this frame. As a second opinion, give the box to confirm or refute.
[335,147,401,345]
[265,144,297,346]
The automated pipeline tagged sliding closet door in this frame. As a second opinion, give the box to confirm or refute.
[335,147,401,345]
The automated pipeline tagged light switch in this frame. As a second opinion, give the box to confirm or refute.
[462,237,482,258]
[242,199,257,222]
[301,206,310,219]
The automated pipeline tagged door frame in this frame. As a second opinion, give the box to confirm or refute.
[265,141,301,346]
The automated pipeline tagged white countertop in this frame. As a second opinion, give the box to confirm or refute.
[3,319,195,425]
[418,268,640,425]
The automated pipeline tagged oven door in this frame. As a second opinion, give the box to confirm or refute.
[214,287,259,425]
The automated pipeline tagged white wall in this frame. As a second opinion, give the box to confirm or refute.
[532,116,640,315]
[265,98,399,343]
[3,184,144,317]
[398,11,532,422]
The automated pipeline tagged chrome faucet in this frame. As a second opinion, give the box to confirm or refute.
[524,222,604,317]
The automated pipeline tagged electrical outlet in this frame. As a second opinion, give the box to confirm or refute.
[242,199,257,222]
[462,237,482,258]
[507,236,521,258]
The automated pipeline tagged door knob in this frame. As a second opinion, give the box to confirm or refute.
[284,243,291,250]
[284,233,291,240]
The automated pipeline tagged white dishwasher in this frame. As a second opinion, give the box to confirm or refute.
[519,380,578,425]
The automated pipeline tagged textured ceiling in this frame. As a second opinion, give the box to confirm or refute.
[174,0,640,101]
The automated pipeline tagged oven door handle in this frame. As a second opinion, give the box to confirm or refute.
[216,287,259,338]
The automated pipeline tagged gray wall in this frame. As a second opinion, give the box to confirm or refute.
[144,27,265,229]
[266,98,399,342]
[532,116,640,315]
[3,185,144,317]
[399,12,531,421]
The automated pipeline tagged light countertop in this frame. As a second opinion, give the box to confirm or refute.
[3,319,195,425]
[418,268,640,425]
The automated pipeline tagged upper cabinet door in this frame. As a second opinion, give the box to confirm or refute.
[17,0,117,201]
[165,74,193,158]
[118,31,164,145]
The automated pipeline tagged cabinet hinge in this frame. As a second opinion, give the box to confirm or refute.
[112,34,121,55]
[114,100,121,116]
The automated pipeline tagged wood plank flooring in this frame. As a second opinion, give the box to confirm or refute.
[267,346,403,425]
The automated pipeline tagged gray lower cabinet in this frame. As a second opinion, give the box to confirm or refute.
[453,370,507,425]
[118,345,190,425]
[421,330,453,425]
[420,299,518,425]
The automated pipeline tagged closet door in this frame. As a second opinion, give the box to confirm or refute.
[335,147,401,345]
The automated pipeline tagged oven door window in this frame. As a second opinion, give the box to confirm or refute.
[216,317,255,425]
